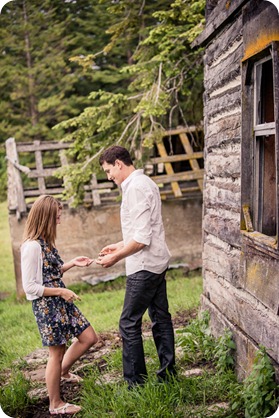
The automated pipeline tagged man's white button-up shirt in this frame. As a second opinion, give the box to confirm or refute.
[120,169,171,275]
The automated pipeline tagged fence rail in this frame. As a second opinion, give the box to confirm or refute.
[5,126,204,217]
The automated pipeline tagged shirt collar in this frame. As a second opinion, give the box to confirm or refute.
[121,169,143,192]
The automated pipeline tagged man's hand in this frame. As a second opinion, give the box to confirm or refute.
[95,253,118,268]
[96,239,145,269]
[99,241,124,256]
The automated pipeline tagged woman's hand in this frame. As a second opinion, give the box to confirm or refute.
[61,256,94,273]
[73,256,94,267]
[60,288,81,302]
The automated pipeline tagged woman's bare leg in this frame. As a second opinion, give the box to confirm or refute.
[46,345,65,409]
[61,326,98,377]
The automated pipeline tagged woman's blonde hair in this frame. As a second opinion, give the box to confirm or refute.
[23,195,62,248]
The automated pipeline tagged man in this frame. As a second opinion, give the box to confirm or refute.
[96,145,176,388]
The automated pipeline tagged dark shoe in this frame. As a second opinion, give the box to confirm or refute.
[157,370,177,384]
[127,381,145,391]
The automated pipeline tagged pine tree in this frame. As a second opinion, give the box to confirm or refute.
[54,0,206,204]
[0,0,128,199]
[0,0,129,144]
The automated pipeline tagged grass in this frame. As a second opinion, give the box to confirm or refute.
[81,367,236,418]
[0,272,202,372]
[0,201,16,294]
[1,202,277,418]
[78,315,242,418]
[0,200,202,371]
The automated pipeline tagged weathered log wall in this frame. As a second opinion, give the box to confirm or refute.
[200,0,279,379]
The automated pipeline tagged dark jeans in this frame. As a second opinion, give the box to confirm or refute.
[119,269,176,386]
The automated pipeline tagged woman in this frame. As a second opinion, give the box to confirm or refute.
[21,195,98,415]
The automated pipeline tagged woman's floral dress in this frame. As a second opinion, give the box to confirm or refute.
[32,238,90,346]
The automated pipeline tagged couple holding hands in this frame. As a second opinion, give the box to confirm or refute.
[21,146,176,415]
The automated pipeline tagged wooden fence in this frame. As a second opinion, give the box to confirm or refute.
[5,126,204,218]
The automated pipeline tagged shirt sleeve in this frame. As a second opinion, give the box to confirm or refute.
[127,185,152,246]
[21,241,45,297]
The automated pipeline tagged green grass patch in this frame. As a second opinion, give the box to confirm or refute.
[0,201,16,294]
[0,370,34,417]
[0,271,202,371]
[79,333,239,418]
[0,200,202,371]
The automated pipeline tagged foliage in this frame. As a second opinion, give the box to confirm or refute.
[0,266,202,373]
[176,310,215,363]
[0,0,122,144]
[213,329,236,373]
[0,201,15,293]
[54,0,206,204]
[231,346,278,418]
[0,370,33,417]
[177,311,237,374]
[0,148,7,202]
[0,0,205,203]
[80,351,236,417]
[0,0,126,200]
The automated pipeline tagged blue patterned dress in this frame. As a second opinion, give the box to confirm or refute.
[32,238,90,346]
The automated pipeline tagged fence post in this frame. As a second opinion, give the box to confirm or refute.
[91,173,101,206]
[5,137,27,219]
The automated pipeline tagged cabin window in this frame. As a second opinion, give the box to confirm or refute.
[241,43,279,244]
[253,57,276,236]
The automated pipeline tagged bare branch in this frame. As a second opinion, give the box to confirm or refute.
[155,62,162,104]
[81,146,105,170]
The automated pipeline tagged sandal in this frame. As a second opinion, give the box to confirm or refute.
[49,402,81,415]
[61,373,83,383]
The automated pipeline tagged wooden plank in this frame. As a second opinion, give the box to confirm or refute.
[192,0,249,47]
[203,272,279,359]
[162,125,202,137]
[179,132,204,191]
[59,150,69,167]
[28,167,58,178]
[91,174,101,206]
[5,137,27,217]
[24,188,64,197]
[159,186,200,194]
[150,151,203,164]
[34,140,46,194]
[17,142,71,152]
[84,181,115,190]
[59,149,74,207]
[205,14,243,66]
[156,142,182,197]
[273,42,279,248]
[151,169,204,184]
[160,186,201,200]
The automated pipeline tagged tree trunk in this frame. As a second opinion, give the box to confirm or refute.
[23,0,38,127]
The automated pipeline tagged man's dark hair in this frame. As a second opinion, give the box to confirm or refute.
[99,146,133,166]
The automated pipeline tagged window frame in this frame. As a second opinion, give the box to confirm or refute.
[241,41,279,252]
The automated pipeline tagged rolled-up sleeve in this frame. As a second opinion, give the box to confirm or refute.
[128,186,152,246]
[21,241,44,298]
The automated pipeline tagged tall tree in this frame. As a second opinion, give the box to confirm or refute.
[55,0,206,205]
[0,0,129,199]
[0,0,92,142]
